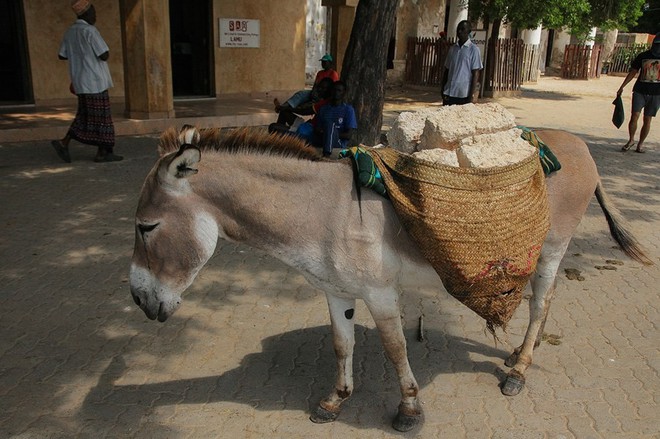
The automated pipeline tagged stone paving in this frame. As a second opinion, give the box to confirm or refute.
[0,75,659,438]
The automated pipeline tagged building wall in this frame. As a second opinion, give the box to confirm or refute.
[305,1,328,84]
[390,0,446,84]
[214,0,306,94]
[25,0,125,103]
[21,0,307,104]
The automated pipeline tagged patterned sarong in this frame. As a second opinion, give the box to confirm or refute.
[68,91,115,147]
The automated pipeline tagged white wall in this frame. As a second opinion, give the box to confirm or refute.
[305,1,328,84]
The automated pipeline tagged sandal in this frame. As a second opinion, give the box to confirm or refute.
[51,140,71,163]
[621,142,635,152]
[634,147,646,153]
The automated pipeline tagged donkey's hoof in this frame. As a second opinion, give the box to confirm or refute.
[504,351,519,368]
[501,370,526,396]
[310,405,340,424]
[392,404,422,432]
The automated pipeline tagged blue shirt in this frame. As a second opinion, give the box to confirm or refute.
[317,103,357,153]
[443,39,483,98]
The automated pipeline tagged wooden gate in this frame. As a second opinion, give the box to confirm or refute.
[404,37,538,97]
[483,38,525,97]
[521,44,540,83]
[607,43,649,74]
[561,44,602,79]
[404,37,453,87]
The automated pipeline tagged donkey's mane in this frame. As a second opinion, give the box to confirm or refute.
[158,126,323,161]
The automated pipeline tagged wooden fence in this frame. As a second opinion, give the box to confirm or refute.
[404,37,454,87]
[606,43,649,74]
[521,44,541,83]
[483,38,525,96]
[404,37,539,96]
[561,44,602,79]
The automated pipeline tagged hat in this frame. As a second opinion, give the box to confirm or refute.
[71,0,91,16]
[320,54,333,62]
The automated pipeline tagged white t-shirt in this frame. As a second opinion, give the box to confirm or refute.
[59,19,113,94]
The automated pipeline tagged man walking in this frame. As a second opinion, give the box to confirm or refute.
[617,32,660,154]
[441,20,483,106]
[51,0,121,163]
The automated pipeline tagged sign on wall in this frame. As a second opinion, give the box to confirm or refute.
[219,19,260,48]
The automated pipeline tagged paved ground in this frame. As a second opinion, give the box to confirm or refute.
[0,75,658,439]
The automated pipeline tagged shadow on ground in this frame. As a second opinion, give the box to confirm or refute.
[78,325,510,434]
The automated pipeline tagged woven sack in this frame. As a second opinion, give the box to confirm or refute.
[370,147,550,331]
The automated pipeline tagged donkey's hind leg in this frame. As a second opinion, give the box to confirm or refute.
[310,294,356,424]
[364,288,422,432]
[501,238,569,396]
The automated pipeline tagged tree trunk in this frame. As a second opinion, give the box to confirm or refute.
[483,17,501,95]
[340,0,398,146]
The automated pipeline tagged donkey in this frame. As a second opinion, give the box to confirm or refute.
[130,126,652,432]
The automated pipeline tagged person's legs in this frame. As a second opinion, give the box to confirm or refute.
[51,96,83,162]
[635,116,652,152]
[51,137,72,163]
[442,95,470,106]
[285,90,312,108]
[623,92,647,150]
[276,108,298,126]
[636,95,659,153]
[623,111,641,150]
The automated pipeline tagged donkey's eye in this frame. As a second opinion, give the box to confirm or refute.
[138,223,159,234]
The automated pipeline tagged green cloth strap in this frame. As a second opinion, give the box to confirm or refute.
[518,126,562,175]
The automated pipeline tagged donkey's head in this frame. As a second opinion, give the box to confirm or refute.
[130,126,218,322]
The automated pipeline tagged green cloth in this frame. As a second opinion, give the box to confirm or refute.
[339,146,387,197]
[518,126,562,175]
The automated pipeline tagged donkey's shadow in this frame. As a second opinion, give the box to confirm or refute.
[81,325,509,431]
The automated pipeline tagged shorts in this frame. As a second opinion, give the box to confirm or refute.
[631,92,659,117]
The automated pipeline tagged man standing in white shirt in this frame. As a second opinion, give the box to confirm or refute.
[51,0,121,163]
[441,20,483,106]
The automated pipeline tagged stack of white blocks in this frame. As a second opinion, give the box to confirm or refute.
[387,103,535,168]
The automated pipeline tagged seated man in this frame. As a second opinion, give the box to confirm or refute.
[274,54,339,113]
[313,80,357,156]
[268,77,334,134]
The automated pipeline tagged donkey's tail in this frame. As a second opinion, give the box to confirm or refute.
[595,181,654,265]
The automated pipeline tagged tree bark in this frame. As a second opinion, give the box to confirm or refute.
[340,0,398,146]
[483,17,501,96]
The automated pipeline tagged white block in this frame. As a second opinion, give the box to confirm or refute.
[418,103,517,150]
[456,128,536,168]
[413,148,460,167]
[387,109,437,153]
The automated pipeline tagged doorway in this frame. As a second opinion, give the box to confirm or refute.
[0,0,33,104]
[169,0,213,98]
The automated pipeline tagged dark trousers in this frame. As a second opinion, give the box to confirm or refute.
[442,95,471,106]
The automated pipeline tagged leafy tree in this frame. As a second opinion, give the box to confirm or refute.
[630,0,660,34]
[340,0,398,145]
[468,0,646,41]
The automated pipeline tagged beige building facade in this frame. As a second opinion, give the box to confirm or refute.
[4,0,459,119]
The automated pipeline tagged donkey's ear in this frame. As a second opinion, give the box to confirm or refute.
[178,124,200,146]
[168,145,201,179]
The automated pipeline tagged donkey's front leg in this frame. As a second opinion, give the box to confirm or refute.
[310,294,356,424]
[365,290,422,432]
[502,245,563,396]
